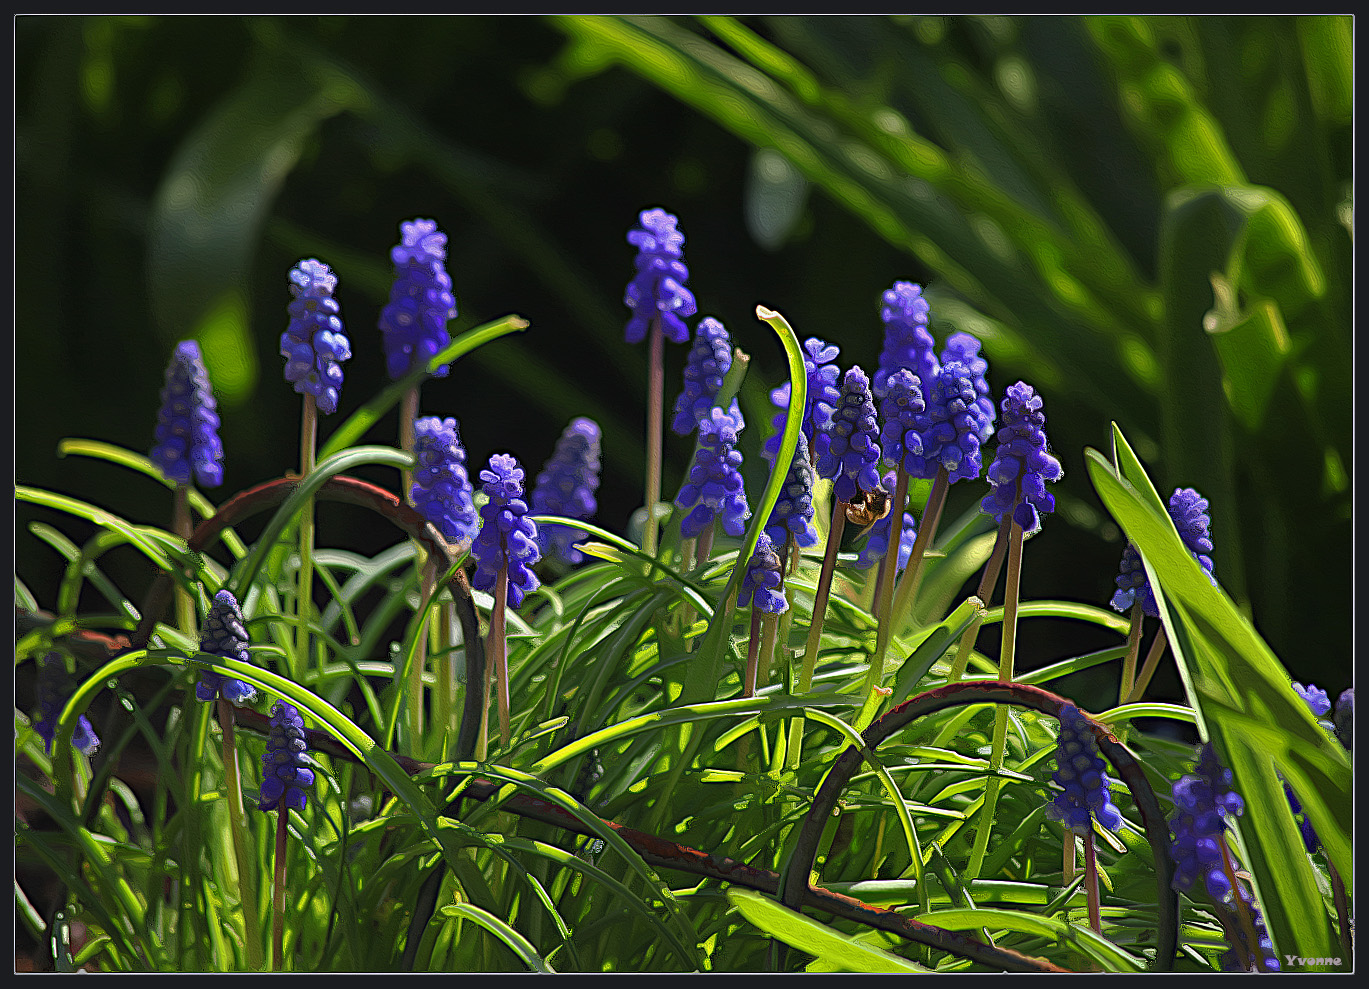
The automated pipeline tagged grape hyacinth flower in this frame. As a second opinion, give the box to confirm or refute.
[196,589,258,706]
[151,340,225,488]
[677,401,751,540]
[899,354,995,484]
[739,531,788,614]
[624,207,696,345]
[531,417,602,565]
[980,382,1064,536]
[941,333,996,434]
[281,259,350,415]
[671,316,732,435]
[32,653,100,756]
[410,415,479,546]
[472,454,542,609]
[763,428,820,553]
[378,218,459,381]
[1168,742,1245,898]
[764,337,842,464]
[1046,703,1125,834]
[1110,487,1217,617]
[258,701,315,813]
[854,471,917,574]
[874,281,937,402]
[815,367,884,503]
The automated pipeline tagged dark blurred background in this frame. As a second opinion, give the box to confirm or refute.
[15,15,1353,715]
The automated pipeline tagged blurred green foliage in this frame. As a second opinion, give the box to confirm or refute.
[15,15,1350,700]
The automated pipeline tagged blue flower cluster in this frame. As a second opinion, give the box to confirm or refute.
[471,454,542,609]
[1046,703,1125,834]
[33,652,100,756]
[258,701,315,813]
[764,337,842,464]
[878,368,925,472]
[151,340,224,488]
[531,417,602,566]
[980,381,1064,535]
[677,402,750,540]
[1168,742,1245,897]
[1111,487,1217,616]
[378,218,458,380]
[874,281,937,402]
[624,208,696,345]
[815,366,884,503]
[196,589,258,706]
[410,415,479,546]
[671,317,732,435]
[900,356,995,483]
[763,428,819,552]
[739,531,788,614]
[281,258,351,415]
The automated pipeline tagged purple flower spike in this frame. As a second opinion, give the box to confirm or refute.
[196,589,258,706]
[531,417,602,565]
[940,333,996,431]
[378,218,458,380]
[899,344,995,483]
[624,207,696,345]
[764,336,843,465]
[151,340,225,488]
[281,258,351,414]
[33,653,99,756]
[854,471,917,574]
[1110,487,1218,617]
[815,366,884,503]
[1168,742,1244,897]
[410,416,479,546]
[259,701,315,813]
[472,454,542,609]
[739,531,788,614]
[874,281,938,402]
[980,382,1064,536]
[763,428,820,551]
[1046,703,1125,834]
[677,401,750,540]
[671,317,732,436]
[878,368,926,473]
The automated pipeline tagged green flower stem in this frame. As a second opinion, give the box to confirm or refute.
[1083,829,1102,936]
[215,697,263,971]
[1123,625,1169,705]
[489,563,511,749]
[743,607,762,698]
[785,500,847,770]
[400,386,418,498]
[642,318,665,562]
[1063,832,1077,885]
[271,806,289,970]
[758,611,780,696]
[295,396,318,678]
[407,556,438,750]
[888,466,951,639]
[172,484,195,634]
[1118,602,1145,704]
[946,516,1011,683]
[434,602,457,751]
[966,520,1024,879]
[695,524,715,568]
[870,468,911,694]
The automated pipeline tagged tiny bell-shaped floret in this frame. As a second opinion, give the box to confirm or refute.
[259,701,315,813]
[410,415,479,546]
[980,381,1064,536]
[624,207,696,345]
[676,401,751,540]
[471,454,542,609]
[33,652,100,756]
[378,218,458,380]
[1110,487,1218,616]
[281,258,351,414]
[815,366,884,503]
[531,417,602,565]
[151,340,225,488]
[874,281,937,403]
[196,589,258,706]
[763,429,819,551]
[739,531,788,614]
[1046,703,1124,834]
[671,317,732,435]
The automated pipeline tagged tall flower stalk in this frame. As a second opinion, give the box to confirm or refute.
[625,207,696,561]
[280,258,350,676]
[471,454,541,752]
